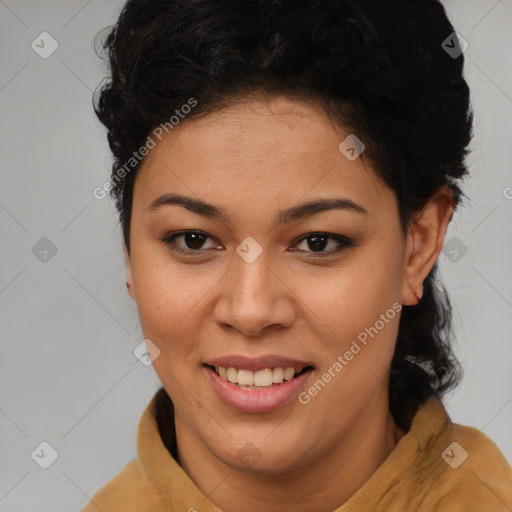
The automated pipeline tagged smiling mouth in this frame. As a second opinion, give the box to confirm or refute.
[204,365,314,390]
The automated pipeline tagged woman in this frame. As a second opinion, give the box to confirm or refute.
[82,0,512,510]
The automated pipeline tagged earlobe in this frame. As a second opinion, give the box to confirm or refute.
[401,186,455,306]
[123,243,135,300]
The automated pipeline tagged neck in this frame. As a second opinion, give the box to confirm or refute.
[174,389,405,512]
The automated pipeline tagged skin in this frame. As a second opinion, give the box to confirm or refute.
[124,96,454,512]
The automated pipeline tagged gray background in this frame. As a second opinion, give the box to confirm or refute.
[0,1,511,511]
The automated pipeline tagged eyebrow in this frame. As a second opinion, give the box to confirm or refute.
[148,192,368,224]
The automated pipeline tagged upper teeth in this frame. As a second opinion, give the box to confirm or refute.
[215,366,303,386]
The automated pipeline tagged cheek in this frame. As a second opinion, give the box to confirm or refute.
[129,248,220,374]
[131,244,191,321]
[299,245,403,400]
[130,254,189,352]
[302,250,402,341]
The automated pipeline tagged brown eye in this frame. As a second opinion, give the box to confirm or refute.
[161,230,221,254]
[180,232,207,250]
[292,233,353,256]
[305,234,329,252]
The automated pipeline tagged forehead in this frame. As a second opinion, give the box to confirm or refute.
[133,97,395,220]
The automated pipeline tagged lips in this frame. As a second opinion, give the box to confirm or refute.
[204,355,315,413]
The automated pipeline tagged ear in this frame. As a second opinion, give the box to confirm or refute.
[402,185,455,306]
[124,243,135,300]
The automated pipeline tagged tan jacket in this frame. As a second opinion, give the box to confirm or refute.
[81,390,512,511]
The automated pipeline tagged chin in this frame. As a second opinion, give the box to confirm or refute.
[212,434,308,474]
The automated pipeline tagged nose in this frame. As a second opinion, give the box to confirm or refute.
[213,251,296,337]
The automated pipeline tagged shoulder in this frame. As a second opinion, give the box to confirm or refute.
[383,397,512,510]
[432,422,512,511]
[80,458,169,512]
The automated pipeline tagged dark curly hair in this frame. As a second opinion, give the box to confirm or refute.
[93,0,472,431]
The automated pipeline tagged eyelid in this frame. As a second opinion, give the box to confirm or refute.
[160,230,220,254]
[291,232,354,255]
[160,230,353,256]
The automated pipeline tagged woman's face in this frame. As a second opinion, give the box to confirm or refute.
[126,97,436,473]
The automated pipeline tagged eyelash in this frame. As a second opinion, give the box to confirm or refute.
[159,230,354,257]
